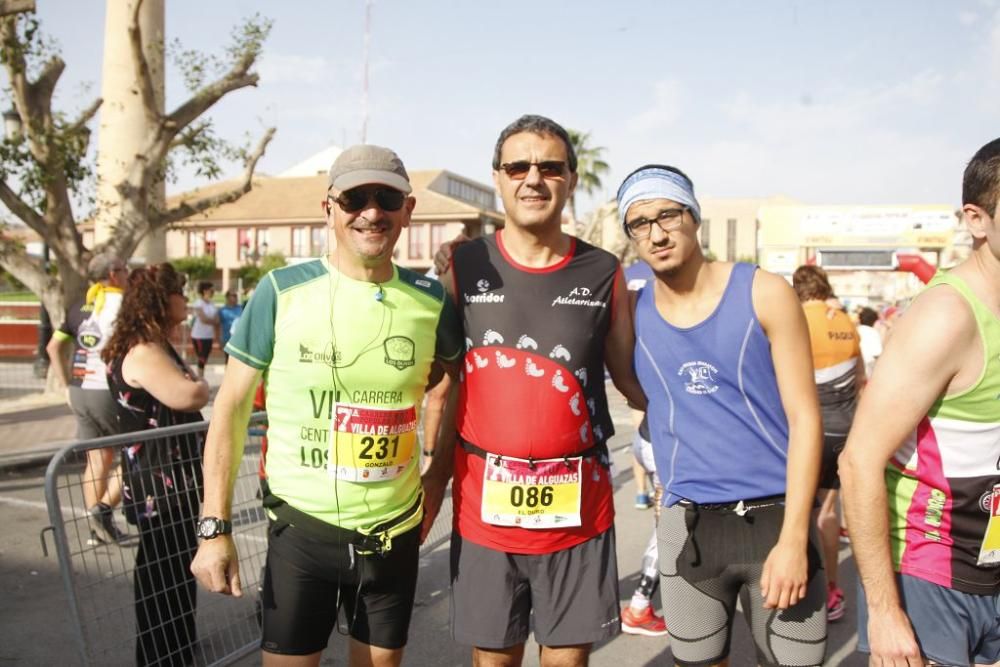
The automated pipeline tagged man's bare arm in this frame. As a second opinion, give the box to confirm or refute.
[753,270,823,609]
[190,358,262,596]
[45,334,72,388]
[839,287,972,661]
[420,360,460,542]
[605,269,647,411]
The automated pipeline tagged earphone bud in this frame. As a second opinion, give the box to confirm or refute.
[374,285,385,302]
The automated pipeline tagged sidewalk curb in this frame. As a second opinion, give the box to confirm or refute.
[0,445,63,473]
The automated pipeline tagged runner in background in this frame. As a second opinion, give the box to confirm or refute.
[792,264,865,623]
[46,254,129,545]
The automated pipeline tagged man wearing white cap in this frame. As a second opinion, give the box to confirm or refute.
[192,144,463,666]
[619,164,827,666]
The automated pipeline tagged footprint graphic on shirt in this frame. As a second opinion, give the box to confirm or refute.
[474,352,489,368]
[587,397,596,416]
[483,329,504,346]
[574,368,588,387]
[517,335,538,350]
[594,425,604,442]
[525,358,545,378]
[465,358,474,374]
[465,337,474,351]
[495,351,516,369]
[569,392,582,416]
[579,424,589,443]
[551,370,569,393]
[550,345,571,362]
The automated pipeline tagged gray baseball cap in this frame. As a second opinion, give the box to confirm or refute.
[327,144,412,194]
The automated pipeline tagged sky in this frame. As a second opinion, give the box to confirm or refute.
[16,0,1000,217]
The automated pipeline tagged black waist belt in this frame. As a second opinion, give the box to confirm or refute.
[677,494,785,516]
[260,478,420,556]
[459,438,610,468]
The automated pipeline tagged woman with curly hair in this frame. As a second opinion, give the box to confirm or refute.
[103,263,210,667]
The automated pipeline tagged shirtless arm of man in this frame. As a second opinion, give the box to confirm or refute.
[190,358,262,597]
[753,270,824,609]
[839,287,974,664]
[606,268,647,411]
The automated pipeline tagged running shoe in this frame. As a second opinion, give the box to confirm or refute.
[634,493,652,509]
[827,584,846,622]
[621,605,669,637]
[88,504,126,545]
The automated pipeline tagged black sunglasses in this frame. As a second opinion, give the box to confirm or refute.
[331,187,406,213]
[499,160,567,180]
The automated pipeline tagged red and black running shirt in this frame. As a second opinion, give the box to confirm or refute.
[450,231,621,554]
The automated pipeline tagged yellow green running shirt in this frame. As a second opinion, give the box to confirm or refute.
[226,258,462,533]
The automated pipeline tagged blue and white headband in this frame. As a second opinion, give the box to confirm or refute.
[616,166,701,226]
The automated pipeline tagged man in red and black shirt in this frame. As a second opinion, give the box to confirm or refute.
[424,115,645,666]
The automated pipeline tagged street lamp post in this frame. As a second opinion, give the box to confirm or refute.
[3,106,50,378]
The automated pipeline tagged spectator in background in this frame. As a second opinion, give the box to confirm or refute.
[190,281,218,378]
[103,263,210,667]
[217,289,243,360]
[793,264,865,623]
[856,306,882,377]
[46,254,129,545]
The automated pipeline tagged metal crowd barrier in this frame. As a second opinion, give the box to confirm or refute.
[43,414,269,666]
[43,413,456,666]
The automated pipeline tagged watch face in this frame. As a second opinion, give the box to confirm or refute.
[197,518,218,538]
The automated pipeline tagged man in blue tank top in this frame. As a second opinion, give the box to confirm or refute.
[618,165,827,667]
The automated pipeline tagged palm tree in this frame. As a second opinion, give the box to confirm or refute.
[566,129,610,238]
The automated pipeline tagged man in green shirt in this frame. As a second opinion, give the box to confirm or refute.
[191,144,462,666]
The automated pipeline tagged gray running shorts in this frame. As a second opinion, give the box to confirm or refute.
[858,573,1000,665]
[68,385,119,440]
[450,527,620,649]
[658,501,827,667]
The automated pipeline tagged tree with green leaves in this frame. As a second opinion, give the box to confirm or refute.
[566,129,610,239]
[0,0,275,334]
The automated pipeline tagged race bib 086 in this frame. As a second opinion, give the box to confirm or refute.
[481,455,582,529]
[327,403,417,483]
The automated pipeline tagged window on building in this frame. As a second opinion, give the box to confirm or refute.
[446,177,495,210]
[430,224,448,256]
[726,218,737,262]
[187,231,200,257]
[292,227,308,257]
[311,226,327,257]
[237,228,251,262]
[203,230,217,258]
[408,225,426,259]
[700,218,711,251]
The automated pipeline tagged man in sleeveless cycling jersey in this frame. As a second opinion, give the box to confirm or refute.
[620,164,827,667]
[840,139,1000,665]
[191,144,462,667]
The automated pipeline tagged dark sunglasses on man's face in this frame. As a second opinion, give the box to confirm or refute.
[331,187,406,213]
[499,160,567,180]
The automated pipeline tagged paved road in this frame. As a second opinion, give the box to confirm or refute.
[0,387,866,665]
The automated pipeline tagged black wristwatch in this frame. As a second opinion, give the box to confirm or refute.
[196,516,232,540]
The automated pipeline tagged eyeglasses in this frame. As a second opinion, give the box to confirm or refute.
[624,206,689,239]
[499,160,567,180]
[330,187,406,213]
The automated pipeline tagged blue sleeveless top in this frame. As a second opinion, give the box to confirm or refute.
[634,263,790,506]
